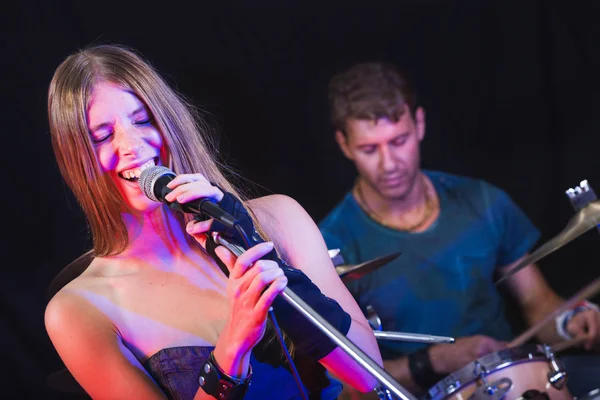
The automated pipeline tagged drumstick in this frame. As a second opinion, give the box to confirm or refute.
[508,277,600,348]
[550,336,587,353]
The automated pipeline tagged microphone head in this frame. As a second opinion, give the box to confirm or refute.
[139,165,175,202]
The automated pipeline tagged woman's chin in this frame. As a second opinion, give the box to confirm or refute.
[126,198,163,214]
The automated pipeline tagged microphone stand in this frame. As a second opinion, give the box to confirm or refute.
[213,233,417,400]
[138,167,415,398]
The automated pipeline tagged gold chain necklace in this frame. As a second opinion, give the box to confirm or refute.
[354,176,435,232]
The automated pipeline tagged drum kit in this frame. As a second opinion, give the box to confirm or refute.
[330,180,600,400]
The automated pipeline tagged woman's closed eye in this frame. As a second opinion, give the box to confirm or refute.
[91,130,114,144]
[134,117,154,126]
[91,118,154,144]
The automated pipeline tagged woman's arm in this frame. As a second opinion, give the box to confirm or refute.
[45,291,169,400]
[251,194,383,392]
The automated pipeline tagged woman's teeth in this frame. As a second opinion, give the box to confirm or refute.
[120,159,156,180]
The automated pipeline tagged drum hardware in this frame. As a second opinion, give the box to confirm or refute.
[328,248,345,267]
[566,180,597,212]
[566,179,599,237]
[375,386,396,400]
[367,304,383,331]
[467,361,513,400]
[374,331,455,344]
[366,305,455,344]
[444,380,461,397]
[541,345,568,390]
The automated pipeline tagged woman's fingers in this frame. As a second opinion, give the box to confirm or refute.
[165,183,222,203]
[186,218,212,235]
[255,275,288,317]
[211,244,277,280]
[243,264,285,305]
[214,245,238,273]
[164,173,224,203]
[185,219,212,248]
[166,173,207,188]
[229,242,274,279]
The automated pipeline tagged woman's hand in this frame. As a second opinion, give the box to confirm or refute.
[163,173,224,205]
[216,242,288,353]
[163,173,224,246]
[203,239,288,378]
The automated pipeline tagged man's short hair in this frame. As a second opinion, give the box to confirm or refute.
[328,62,416,133]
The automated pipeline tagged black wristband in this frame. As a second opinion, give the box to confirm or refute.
[198,351,252,400]
[407,347,444,391]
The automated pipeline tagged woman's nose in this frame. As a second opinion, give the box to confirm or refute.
[116,130,144,156]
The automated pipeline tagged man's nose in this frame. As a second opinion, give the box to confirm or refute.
[379,146,396,172]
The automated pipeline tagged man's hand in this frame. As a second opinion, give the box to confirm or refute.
[428,335,507,375]
[566,308,600,350]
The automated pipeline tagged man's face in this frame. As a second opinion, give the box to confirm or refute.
[336,107,425,200]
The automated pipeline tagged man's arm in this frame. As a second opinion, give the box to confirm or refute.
[497,255,565,344]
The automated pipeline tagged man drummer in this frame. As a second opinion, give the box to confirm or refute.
[318,62,600,397]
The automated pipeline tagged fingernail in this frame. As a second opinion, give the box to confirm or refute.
[186,221,196,233]
[263,242,274,249]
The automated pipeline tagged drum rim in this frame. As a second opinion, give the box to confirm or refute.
[576,388,600,400]
[421,344,549,400]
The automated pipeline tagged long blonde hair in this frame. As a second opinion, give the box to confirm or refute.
[48,44,254,256]
[48,44,294,360]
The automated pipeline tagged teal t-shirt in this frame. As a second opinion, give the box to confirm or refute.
[319,171,540,359]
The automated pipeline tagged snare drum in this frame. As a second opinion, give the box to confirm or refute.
[422,344,573,400]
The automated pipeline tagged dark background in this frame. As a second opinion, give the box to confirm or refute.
[2,0,599,398]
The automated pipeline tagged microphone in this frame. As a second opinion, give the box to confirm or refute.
[138,165,237,228]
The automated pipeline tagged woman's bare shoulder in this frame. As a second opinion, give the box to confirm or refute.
[247,193,305,219]
[45,260,116,337]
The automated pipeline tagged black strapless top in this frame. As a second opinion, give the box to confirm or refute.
[143,346,343,400]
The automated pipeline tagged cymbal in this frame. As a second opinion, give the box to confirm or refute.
[47,250,95,301]
[335,252,401,283]
[496,200,599,285]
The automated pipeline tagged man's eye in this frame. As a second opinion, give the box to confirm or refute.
[361,147,376,154]
[392,137,408,146]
